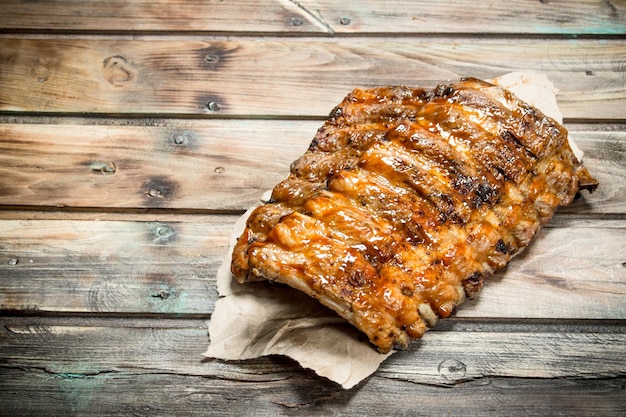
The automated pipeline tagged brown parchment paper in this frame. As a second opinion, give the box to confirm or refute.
[204,72,575,389]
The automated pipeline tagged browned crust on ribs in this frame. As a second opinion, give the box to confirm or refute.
[231,78,597,353]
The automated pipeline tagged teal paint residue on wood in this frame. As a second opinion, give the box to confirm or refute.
[44,358,116,413]
[530,19,626,36]
[54,372,107,412]
[57,372,90,379]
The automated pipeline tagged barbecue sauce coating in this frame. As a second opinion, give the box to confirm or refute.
[231,78,597,353]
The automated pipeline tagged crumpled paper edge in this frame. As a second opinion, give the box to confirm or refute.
[206,203,392,389]
[204,72,576,389]
[492,71,584,161]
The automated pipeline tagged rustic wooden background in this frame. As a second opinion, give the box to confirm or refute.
[0,1,625,415]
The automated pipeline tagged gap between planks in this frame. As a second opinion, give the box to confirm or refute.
[2,314,625,333]
[0,209,624,226]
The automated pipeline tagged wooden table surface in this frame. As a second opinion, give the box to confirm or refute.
[1,1,625,415]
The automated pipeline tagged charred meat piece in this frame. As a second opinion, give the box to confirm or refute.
[231,78,598,353]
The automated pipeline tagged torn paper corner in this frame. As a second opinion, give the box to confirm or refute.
[492,71,562,123]
[206,199,394,389]
[492,71,584,161]
[205,71,572,389]
[206,264,393,389]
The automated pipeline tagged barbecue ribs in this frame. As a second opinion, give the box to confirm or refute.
[231,78,598,353]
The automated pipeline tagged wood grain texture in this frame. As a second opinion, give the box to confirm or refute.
[0,318,623,385]
[558,131,626,215]
[0,218,624,318]
[0,38,624,119]
[0,122,622,212]
[0,0,327,34]
[2,0,624,35]
[0,121,311,210]
[458,222,626,319]
[0,0,624,413]
[0,217,236,314]
[297,0,626,35]
[2,369,623,416]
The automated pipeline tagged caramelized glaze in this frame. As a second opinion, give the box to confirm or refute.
[231,78,597,353]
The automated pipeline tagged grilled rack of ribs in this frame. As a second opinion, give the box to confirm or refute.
[231,78,598,353]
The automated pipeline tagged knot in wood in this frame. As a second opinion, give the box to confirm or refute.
[438,359,467,381]
[151,290,170,299]
[102,55,136,88]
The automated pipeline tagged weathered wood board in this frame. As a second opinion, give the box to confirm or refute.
[0,217,624,318]
[0,0,327,34]
[2,0,624,35]
[1,368,623,416]
[1,319,624,385]
[0,39,624,119]
[1,319,625,415]
[0,123,623,211]
[296,0,626,35]
[0,0,624,415]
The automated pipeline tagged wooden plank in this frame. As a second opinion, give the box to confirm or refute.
[0,217,236,315]
[559,130,626,216]
[0,123,623,212]
[0,38,624,119]
[0,318,622,386]
[1,0,624,36]
[1,321,624,415]
[458,221,626,319]
[297,0,626,35]
[0,0,328,34]
[0,121,311,210]
[0,218,624,318]
[2,370,623,416]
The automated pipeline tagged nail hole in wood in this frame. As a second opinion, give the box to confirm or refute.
[155,225,174,238]
[206,101,221,112]
[173,134,187,145]
[147,189,163,198]
[151,290,170,299]
[90,161,117,175]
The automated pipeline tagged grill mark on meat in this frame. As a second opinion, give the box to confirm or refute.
[389,126,480,213]
[420,99,530,187]
[401,123,506,211]
[453,78,567,160]
[359,140,472,225]
[327,168,439,245]
[232,78,598,353]
[311,123,390,152]
[501,129,539,160]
